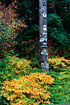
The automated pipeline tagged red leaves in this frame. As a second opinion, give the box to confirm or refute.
[0,1,26,52]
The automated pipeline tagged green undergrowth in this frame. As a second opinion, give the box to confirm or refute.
[0,55,70,105]
[47,69,70,104]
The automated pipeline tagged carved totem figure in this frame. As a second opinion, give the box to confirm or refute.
[39,0,49,72]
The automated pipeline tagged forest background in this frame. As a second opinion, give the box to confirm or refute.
[0,0,70,105]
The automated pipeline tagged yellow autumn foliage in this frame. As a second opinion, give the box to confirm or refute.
[1,72,54,105]
[48,57,70,69]
[5,56,32,75]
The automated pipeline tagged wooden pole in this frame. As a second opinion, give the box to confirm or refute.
[39,0,49,72]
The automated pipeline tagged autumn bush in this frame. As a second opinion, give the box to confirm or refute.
[0,1,25,57]
[1,72,54,105]
[0,55,32,83]
[0,55,70,105]
[0,55,32,104]
[29,57,70,104]
[0,55,70,83]
[30,55,70,70]
[48,57,70,71]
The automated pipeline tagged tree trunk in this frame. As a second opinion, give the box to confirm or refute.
[39,0,49,72]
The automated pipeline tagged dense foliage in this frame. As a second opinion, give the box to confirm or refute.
[0,1,26,57]
[14,0,70,58]
[1,72,54,105]
[0,0,70,105]
[0,0,70,58]
[0,55,70,105]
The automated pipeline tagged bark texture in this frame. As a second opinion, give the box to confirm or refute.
[39,0,49,72]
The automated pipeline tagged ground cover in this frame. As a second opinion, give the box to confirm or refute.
[0,55,70,105]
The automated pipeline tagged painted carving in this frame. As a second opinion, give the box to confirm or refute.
[40,37,47,42]
[41,63,44,66]
[41,62,49,70]
[44,62,49,68]
[42,0,46,6]
[43,25,47,31]
[43,49,46,52]
[40,38,45,42]
[42,12,47,18]
[43,43,46,45]
[42,32,47,35]
[41,48,48,55]
[39,0,49,72]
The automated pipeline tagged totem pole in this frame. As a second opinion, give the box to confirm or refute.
[39,0,49,72]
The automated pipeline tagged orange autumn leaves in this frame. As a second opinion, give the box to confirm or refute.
[49,57,70,70]
[0,1,26,51]
[1,72,54,105]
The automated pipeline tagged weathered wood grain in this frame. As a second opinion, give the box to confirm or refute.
[39,0,49,72]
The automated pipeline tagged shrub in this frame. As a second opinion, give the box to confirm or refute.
[0,55,32,104]
[47,68,70,104]
[29,56,70,71]
[0,1,25,55]
[48,57,70,70]
[0,55,32,81]
[1,72,54,105]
